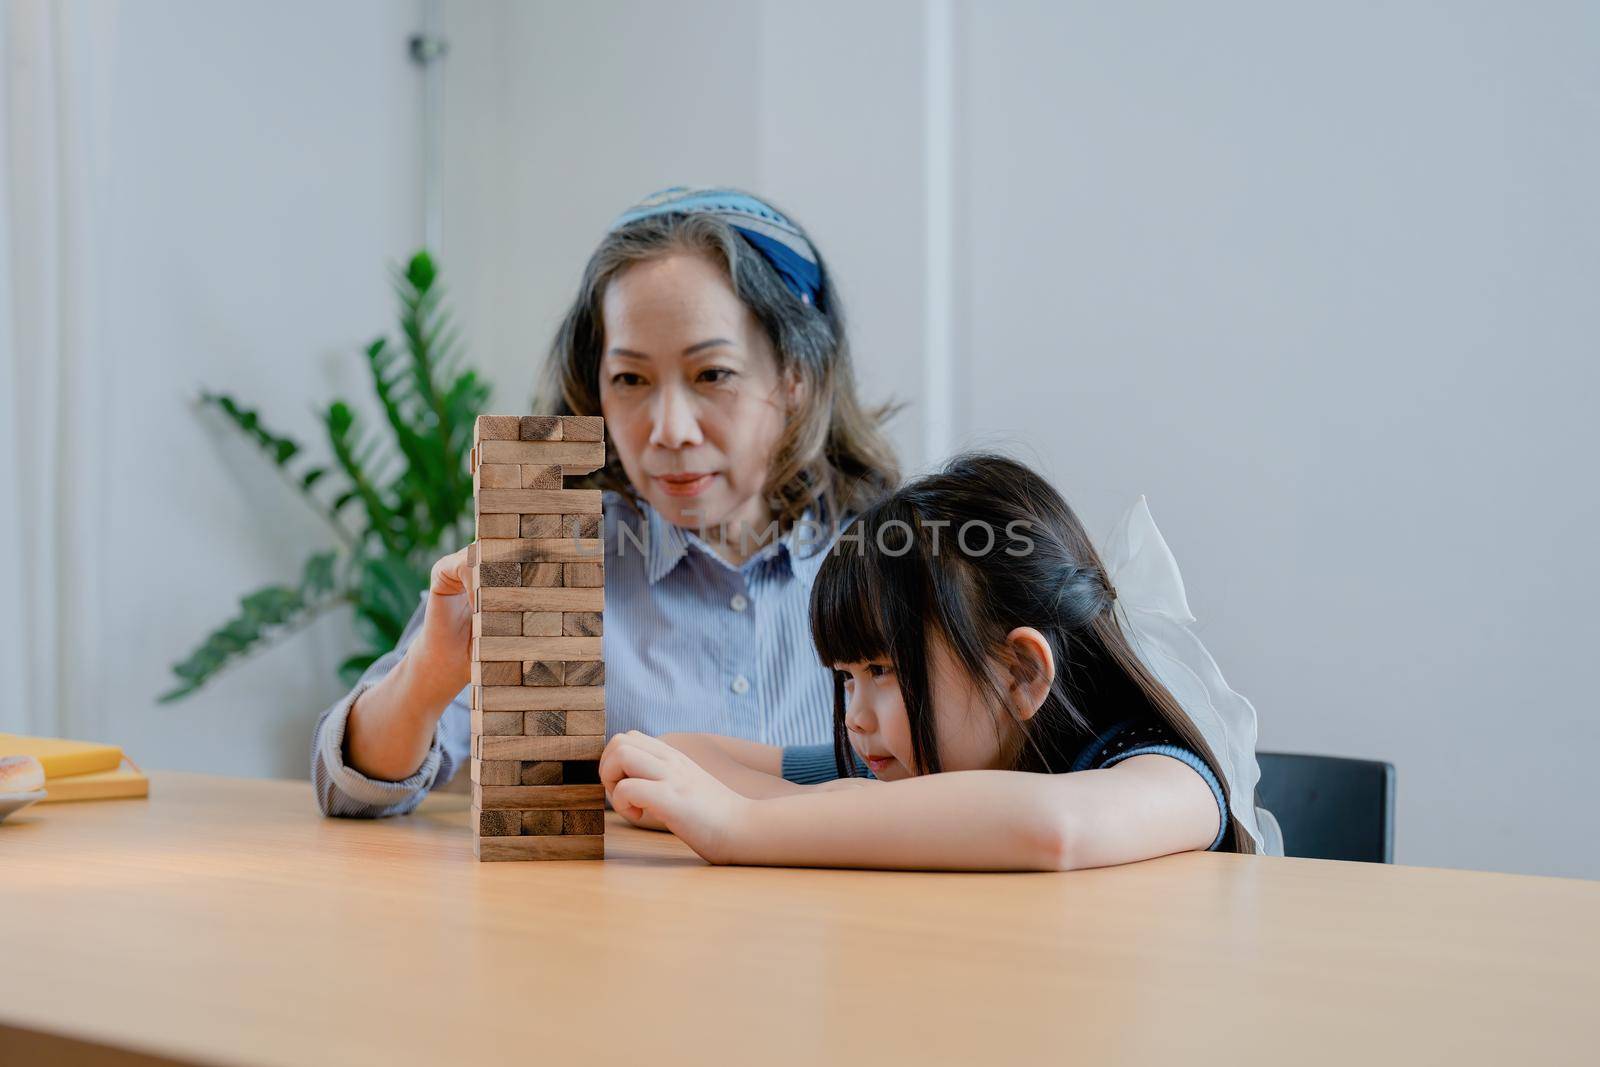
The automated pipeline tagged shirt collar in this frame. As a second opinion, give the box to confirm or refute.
[644,503,693,585]
[641,499,833,586]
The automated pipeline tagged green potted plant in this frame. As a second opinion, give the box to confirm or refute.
[161,251,489,701]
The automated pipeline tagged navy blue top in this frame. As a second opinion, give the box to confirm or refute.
[781,719,1229,852]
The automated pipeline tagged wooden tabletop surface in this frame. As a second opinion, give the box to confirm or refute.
[2,771,1596,1066]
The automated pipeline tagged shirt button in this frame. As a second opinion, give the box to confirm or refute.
[730,593,749,612]
[731,675,751,695]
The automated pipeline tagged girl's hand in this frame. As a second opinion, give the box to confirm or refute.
[600,731,749,864]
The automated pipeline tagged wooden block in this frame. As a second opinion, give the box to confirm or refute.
[521,465,562,490]
[474,782,605,809]
[522,611,562,636]
[479,538,604,564]
[471,419,609,863]
[475,415,521,442]
[527,710,566,736]
[479,735,607,762]
[479,636,602,661]
[563,611,603,637]
[521,761,564,786]
[470,683,479,711]
[519,416,562,441]
[564,563,604,587]
[476,835,603,861]
[561,708,606,736]
[471,708,524,736]
[478,562,521,587]
[476,463,522,489]
[563,761,601,784]
[473,611,522,638]
[480,587,604,612]
[477,441,604,470]
[521,562,564,587]
[472,806,522,836]
[477,488,601,515]
[563,810,605,836]
[482,685,604,712]
[561,415,603,442]
[564,514,602,539]
[520,810,563,836]
[477,513,519,539]
[472,759,521,786]
[519,513,561,538]
[522,660,565,687]
[565,660,605,687]
[472,660,522,686]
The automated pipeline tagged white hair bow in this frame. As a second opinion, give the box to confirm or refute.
[1100,497,1282,855]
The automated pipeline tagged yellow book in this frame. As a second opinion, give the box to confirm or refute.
[39,764,150,803]
[0,734,124,779]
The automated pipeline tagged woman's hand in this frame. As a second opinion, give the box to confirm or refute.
[600,731,749,864]
[408,546,477,692]
[342,546,474,782]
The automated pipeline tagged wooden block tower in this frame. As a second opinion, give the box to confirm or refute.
[469,414,606,861]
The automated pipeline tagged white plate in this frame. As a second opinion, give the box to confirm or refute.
[0,789,48,823]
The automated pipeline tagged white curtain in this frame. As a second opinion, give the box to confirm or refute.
[1,0,117,738]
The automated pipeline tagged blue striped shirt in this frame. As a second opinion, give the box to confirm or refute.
[312,491,837,817]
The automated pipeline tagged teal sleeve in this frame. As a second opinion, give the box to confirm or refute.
[781,742,870,784]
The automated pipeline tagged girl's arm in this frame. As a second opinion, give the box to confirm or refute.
[658,733,805,799]
[601,731,1218,870]
[659,733,874,799]
[615,734,869,832]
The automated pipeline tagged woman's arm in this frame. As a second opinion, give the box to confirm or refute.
[341,547,474,781]
[602,732,1218,870]
[312,548,475,817]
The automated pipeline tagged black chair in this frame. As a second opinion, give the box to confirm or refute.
[1255,752,1395,863]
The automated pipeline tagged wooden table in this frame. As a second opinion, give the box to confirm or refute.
[3,772,1596,1066]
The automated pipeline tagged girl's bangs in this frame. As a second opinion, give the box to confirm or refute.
[809,532,896,668]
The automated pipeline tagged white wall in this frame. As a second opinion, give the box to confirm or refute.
[438,0,933,469]
[442,1,1600,879]
[77,0,423,778]
[954,1,1600,878]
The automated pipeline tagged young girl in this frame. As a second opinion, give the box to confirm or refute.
[600,453,1278,869]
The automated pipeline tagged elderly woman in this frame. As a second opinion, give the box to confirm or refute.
[312,188,898,816]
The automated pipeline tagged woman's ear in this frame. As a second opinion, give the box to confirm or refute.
[1003,627,1055,722]
[782,366,807,411]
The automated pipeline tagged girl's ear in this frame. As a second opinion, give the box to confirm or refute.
[1002,627,1055,723]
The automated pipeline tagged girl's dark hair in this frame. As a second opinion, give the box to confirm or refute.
[810,452,1247,852]
[536,208,899,529]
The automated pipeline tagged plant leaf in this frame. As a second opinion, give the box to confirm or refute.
[324,400,402,554]
[157,582,304,701]
[201,392,304,471]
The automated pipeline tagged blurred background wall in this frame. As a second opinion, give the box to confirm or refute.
[5,0,1595,879]
[3,0,420,779]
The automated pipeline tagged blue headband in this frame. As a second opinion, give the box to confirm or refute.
[609,187,824,309]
